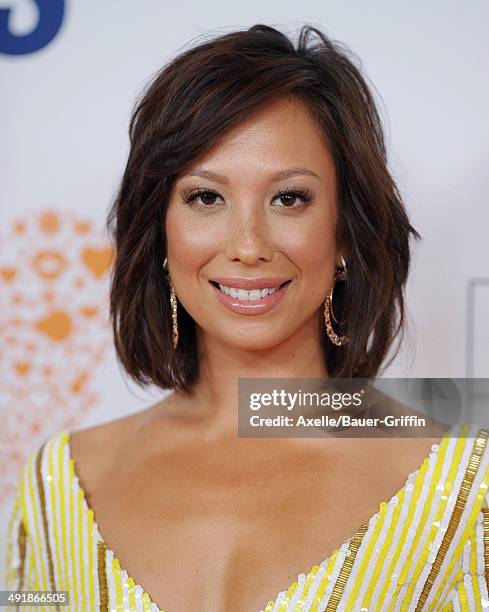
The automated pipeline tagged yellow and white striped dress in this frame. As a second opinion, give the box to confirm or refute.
[4,422,489,611]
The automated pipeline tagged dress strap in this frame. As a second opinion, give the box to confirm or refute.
[418,426,489,610]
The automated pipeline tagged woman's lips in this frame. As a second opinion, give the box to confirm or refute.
[209,280,291,315]
[209,276,290,289]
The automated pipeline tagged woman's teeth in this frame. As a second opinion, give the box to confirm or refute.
[217,284,281,301]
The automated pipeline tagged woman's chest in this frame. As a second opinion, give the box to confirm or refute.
[82,445,409,612]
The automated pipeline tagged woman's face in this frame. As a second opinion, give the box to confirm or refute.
[166,96,341,351]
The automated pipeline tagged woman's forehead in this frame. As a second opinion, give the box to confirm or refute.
[178,99,335,184]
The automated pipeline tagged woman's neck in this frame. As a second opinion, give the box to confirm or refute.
[176,323,329,439]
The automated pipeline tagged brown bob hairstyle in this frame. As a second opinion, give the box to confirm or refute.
[106,23,421,395]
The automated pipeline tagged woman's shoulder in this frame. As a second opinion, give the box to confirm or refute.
[436,421,489,494]
[431,421,489,561]
[11,408,147,513]
[431,422,489,608]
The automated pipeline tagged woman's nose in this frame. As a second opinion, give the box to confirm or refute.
[223,206,273,265]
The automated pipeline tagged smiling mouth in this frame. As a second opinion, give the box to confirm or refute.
[209,279,291,301]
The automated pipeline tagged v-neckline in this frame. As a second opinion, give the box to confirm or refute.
[61,424,458,612]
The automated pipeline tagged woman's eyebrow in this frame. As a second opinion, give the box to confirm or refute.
[180,167,320,184]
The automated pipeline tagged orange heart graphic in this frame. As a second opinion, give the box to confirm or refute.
[81,247,113,278]
[1,267,17,282]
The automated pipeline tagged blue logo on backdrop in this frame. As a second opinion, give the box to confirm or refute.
[0,0,65,56]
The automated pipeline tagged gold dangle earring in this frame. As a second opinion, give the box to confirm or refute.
[163,256,179,350]
[323,253,349,346]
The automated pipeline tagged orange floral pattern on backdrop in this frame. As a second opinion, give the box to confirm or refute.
[0,208,114,507]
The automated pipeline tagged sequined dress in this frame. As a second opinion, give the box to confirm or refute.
[4,422,489,611]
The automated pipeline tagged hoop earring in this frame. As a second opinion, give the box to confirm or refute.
[163,256,179,350]
[323,254,349,347]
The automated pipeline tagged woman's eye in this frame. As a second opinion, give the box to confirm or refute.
[182,189,223,207]
[272,188,313,208]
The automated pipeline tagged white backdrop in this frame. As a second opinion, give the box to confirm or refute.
[1,0,488,583]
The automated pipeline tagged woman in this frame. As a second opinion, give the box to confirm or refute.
[5,23,489,612]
